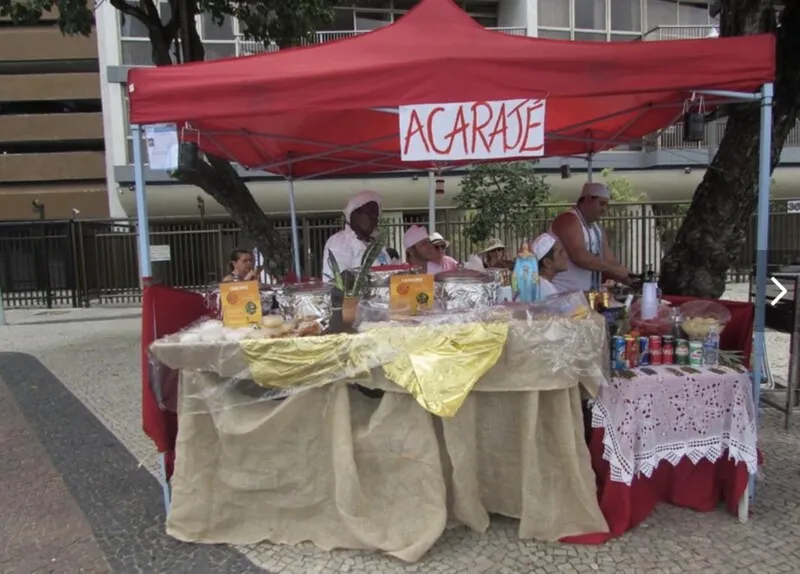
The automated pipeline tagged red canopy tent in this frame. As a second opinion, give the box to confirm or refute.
[128,0,774,177]
[127,0,776,514]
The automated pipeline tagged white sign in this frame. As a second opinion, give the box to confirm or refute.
[149,245,171,262]
[144,124,179,171]
[399,98,546,162]
[787,200,800,214]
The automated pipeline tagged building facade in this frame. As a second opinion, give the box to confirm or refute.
[95,0,799,221]
[0,10,108,221]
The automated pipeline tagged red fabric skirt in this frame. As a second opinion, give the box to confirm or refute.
[562,428,752,544]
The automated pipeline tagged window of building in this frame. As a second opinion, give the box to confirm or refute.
[354,11,392,31]
[611,0,642,32]
[538,0,570,28]
[201,13,235,40]
[574,0,606,31]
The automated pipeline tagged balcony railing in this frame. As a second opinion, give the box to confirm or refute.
[641,25,717,41]
[652,119,800,150]
[119,27,527,67]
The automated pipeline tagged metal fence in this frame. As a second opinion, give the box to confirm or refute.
[2,202,799,309]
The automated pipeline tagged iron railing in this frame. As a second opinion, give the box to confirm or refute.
[2,203,799,308]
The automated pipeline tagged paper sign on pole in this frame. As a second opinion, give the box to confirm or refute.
[399,99,546,162]
[149,245,171,262]
[144,124,179,171]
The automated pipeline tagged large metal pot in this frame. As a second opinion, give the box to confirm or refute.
[434,269,497,311]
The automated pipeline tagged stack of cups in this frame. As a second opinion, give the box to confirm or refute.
[640,282,659,320]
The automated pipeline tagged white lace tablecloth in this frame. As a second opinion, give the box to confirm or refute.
[592,365,759,486]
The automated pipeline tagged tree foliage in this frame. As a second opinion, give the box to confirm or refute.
[660,1,800,297]
[454,162,551,245]
[600,168,644,203]
[0,0,338,274]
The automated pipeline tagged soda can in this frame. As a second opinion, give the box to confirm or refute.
[638,336,650,366]
[689,341,703,367]
[675,338,690,365]
[662,335,674,365]
[625,335,638,368]
[649,335,663,365]
[611,335,627,370]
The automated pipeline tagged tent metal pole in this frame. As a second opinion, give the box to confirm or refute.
[749,82,773,507]
[133,124,171,513]
[287,178,302,279]
[428,171,436,233]
[132,125,152,282]
[695,89,760,102]
[586,155,593,182]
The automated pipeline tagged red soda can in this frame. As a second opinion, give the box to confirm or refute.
[661,335,674,365]
[624,335,638,368]
[649,335,663,365]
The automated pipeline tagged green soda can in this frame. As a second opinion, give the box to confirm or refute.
[675,338,690,365]
[688,341,703,367]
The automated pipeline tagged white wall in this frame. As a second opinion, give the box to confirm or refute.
[95,2,131,219]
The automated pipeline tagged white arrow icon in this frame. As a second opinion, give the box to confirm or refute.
[771,276,787,306]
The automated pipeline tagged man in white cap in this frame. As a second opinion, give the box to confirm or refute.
[429,231,459,272]
[549,182,630,292]
[404,225,443,274]
[322,191,390,280]
[531,232,569,299]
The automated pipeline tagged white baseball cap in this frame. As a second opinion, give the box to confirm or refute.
[343,190,382,221]
[404,225,429,250]
[580,182,611,199]
[429,232,450,248]
[531,233,557,260]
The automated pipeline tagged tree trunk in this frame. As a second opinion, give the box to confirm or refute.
[144,4,292,274]
[659,0,800,297]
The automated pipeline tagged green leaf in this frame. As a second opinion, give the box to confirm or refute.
[454,162,552,245]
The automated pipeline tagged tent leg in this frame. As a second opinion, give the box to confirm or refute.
[287,178,302,279]
[587,155,593,183]
[428,171,436,233]
[132,124,153,283]
[158,452,172,513]
[750,81,774,503]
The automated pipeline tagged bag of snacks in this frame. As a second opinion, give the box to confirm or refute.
[629,300,673,336]
[679,300,731,340]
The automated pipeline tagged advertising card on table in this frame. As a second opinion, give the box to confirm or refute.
[220,281,262,328]
[390,274,435,313]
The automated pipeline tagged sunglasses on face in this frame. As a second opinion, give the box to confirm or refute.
[433,243,446,250]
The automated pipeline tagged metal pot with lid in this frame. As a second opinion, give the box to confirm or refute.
[435,268,497,311]
[365,264,422,301]
[276,281,333,328]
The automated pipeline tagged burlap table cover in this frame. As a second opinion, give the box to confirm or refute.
[151,317,610,562]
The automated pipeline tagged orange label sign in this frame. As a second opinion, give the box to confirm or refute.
[220,280,262,328]
[390,274,435,313]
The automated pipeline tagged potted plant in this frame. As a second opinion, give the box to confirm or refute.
[327,241,384,326]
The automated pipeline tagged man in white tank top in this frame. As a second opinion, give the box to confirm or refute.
[549,182,631,293]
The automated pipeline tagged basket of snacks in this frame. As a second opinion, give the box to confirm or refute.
[678,300,731,340]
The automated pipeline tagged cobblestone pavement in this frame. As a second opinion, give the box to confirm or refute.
[0,284,798,573]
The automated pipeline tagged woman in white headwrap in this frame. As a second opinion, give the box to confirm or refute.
[531,232,569,299]
[322,190,390,280]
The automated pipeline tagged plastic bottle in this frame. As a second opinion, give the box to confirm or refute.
[703,324,720,367]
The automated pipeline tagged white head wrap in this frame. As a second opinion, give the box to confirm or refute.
[404,225,429,250]
[343,191,382,222]
[580,182,611,200]
[531,233,557,260]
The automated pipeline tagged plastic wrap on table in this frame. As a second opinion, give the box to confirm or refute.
[275,281,332,330]
[148,299,609,418]
[679,300,731,339]
[364,265,421,301]
[434,269,497,311]
[629,300,673,336]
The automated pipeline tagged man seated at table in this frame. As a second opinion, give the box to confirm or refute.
[531,232,569,300]
[404,225,443,274]
[322,191,390,280]
[430,232,459,272]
